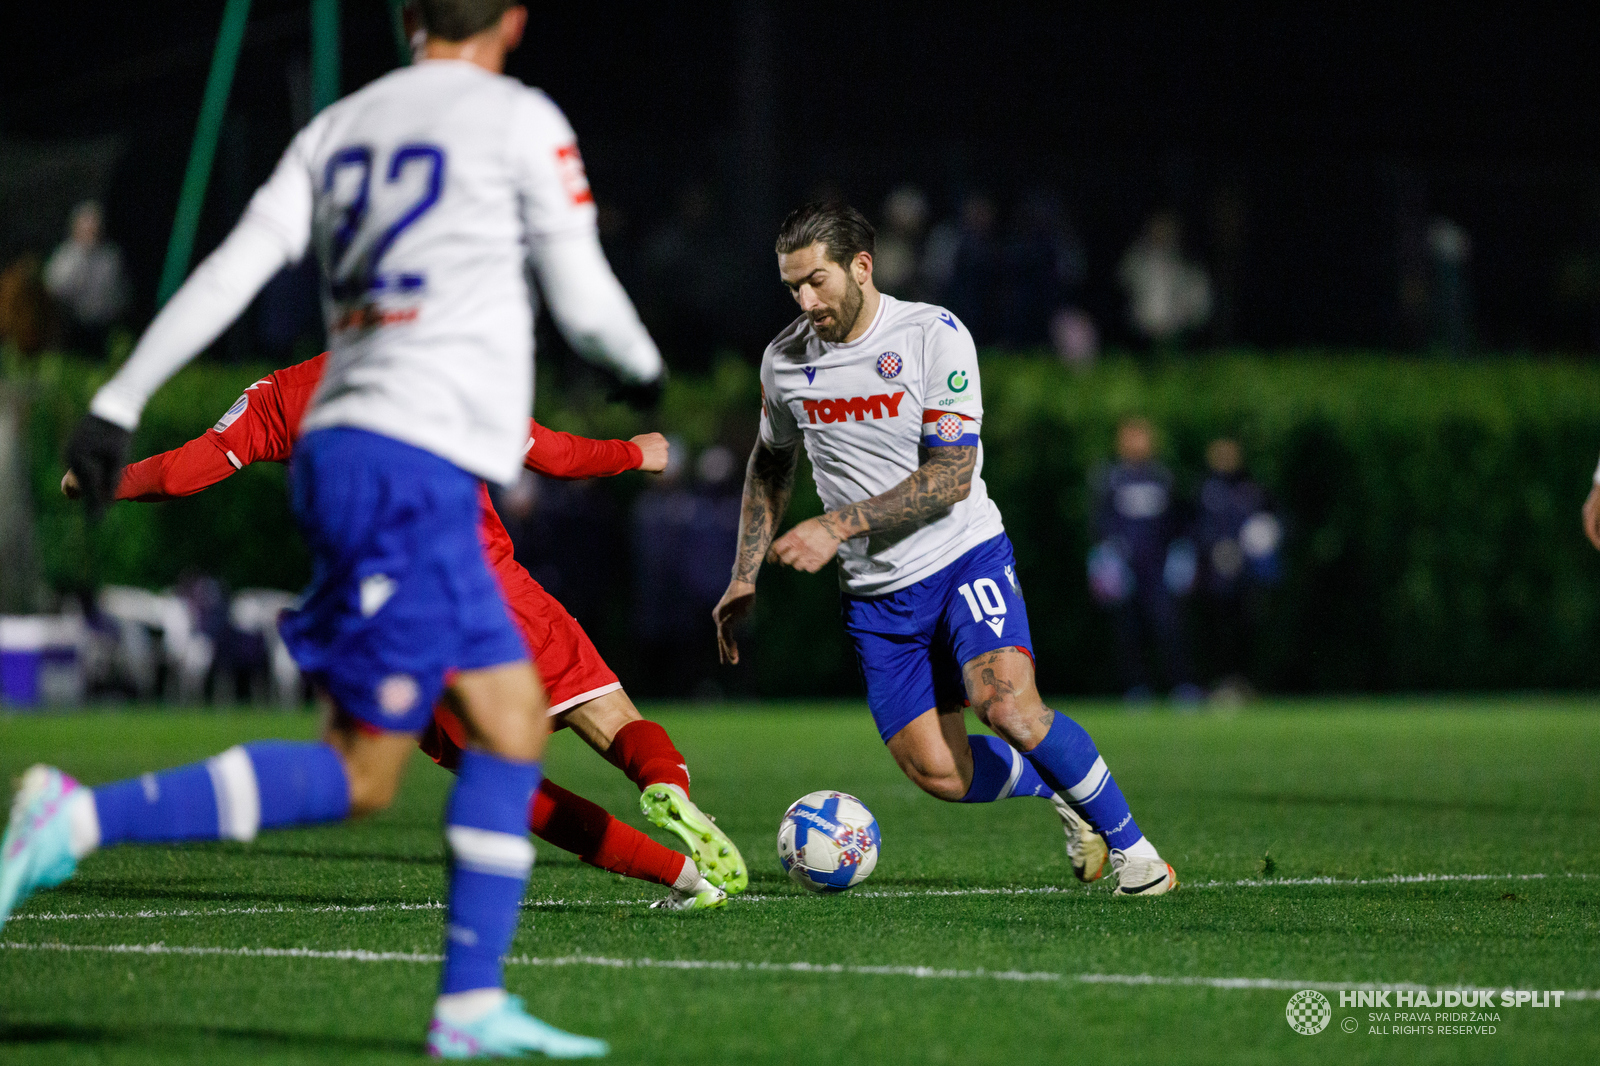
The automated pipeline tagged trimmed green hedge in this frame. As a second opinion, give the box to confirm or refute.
[13,351,1600,694]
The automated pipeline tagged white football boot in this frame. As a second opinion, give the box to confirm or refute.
[1049,794,1108,883]
[649,879,728,913]
[1110,849,1179,897]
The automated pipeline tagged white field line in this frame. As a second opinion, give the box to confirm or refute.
[11,870,1591,924]
[3,940,1597,1000]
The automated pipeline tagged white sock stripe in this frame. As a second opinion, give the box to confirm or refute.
[67,788,101,859]
[1064,756,1109,804]
[999,745,1025,800]
[446,826,534,879]
[205,747,261,843]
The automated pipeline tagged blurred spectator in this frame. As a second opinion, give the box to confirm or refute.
[1050,308,1099,369]
[999,189,1087,348]
[924,193,1000,342]
[873,185,929,298]
[632,444,741,698]
[1088,417,1198,704]
[1191,438,1281,704]
[1427,217,1472,355]
[44,200,128,356]
[0,254,60,357]
[1117,211,1212,349]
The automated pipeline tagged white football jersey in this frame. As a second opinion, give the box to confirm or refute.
[238,60,599,484]
[760,294,1006,596]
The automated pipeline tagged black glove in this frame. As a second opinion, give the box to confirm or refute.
[64,414,132,522]
[607,374,665,412]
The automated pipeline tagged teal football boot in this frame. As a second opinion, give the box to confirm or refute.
[427,995,609,1059]
[1,765,84,929]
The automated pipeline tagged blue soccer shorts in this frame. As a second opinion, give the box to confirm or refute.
[278,427,528,733]
[841,533,1035,743]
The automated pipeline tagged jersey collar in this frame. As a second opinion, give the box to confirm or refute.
[821,293,892,352]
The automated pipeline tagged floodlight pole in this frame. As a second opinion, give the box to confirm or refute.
[158,0,404,309]
[156,0,252,306]
[310,0,342,113]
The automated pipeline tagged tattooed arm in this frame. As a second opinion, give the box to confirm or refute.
[767,446,977,573]
[713,438,800,664]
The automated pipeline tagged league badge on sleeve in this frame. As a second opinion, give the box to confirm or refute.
[876,351,903,380]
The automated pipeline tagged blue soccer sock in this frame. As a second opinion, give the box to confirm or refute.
[1021,711,1151,854]
[439,750,541,996]
[960,734,1052,802]
[90,741,350,848]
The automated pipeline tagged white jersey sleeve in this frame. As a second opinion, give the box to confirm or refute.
[531,233,661,384]
[507,91,596,239]
[917,313,983,449]
[509,93,660,384]
[89,137,315,430]
[759,336,803,450]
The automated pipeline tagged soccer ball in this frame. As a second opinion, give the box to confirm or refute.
[777,790,880,893]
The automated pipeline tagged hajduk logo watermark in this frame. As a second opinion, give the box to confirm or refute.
[1287,988,1566,1037]
[1286,990,1332,1034]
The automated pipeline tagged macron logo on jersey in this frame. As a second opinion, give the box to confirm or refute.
[801,392,906,424]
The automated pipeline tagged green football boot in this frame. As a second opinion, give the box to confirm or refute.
[638,783,747,894]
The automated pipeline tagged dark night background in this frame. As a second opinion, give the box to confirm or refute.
[8,4,1600,702]
[5,2,1600,358]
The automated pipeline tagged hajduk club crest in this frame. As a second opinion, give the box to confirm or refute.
[876,352,902,379]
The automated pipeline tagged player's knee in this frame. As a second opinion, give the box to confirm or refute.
[344,768,400,816]
[900,758,968,802]
[984,692,1047,749]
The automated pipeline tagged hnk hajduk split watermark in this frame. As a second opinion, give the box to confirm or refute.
[1285,988,1567,1037]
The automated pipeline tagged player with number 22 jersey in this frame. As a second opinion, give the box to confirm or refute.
[25,3,656,1057]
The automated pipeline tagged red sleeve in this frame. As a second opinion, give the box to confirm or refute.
[212,352,328,465]
[114,353,330,503]
[116,436,241,501]
[521,418,642,480]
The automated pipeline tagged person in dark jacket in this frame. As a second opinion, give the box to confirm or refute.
[1192,438,1281,703]
[1089,417,1198,704]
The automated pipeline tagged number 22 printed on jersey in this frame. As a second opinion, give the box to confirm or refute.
[322,143,446,300]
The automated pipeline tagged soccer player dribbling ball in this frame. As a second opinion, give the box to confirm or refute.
[4,1,663,1056]
[61,350,746,913]
[713,202,1178,897]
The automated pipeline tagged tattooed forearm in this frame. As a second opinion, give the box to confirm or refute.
[818,446,976,542]
[732,439,799,583]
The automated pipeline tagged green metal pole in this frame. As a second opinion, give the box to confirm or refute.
[157,0,252,305]
[310,0,341,113]
[388,0,412,65]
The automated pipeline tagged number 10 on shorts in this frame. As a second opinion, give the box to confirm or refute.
[957,579,1008,637]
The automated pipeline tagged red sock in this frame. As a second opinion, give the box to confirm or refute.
[605,719,691,794]
[528,779,692,889]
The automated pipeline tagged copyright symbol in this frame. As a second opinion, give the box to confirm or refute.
[1341,1017,1359,1033]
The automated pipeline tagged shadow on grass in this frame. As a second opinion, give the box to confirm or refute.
[0,1020,420,1056]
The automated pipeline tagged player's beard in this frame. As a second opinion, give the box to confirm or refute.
[810,275,864,343]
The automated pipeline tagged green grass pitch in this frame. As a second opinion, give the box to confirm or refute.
[1,699,1597,1064]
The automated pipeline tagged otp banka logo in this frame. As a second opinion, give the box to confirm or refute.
[801,393,905,424]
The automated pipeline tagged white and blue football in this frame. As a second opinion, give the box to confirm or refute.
[777,790,881,893]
